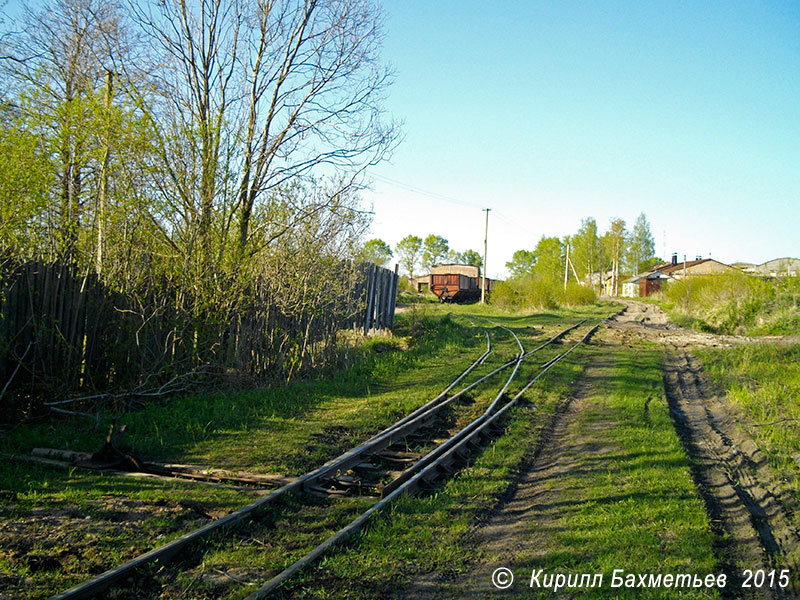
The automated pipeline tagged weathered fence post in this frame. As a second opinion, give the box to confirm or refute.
[364,263,376,334]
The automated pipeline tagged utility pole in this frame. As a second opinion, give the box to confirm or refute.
[481,208,490,304]
[684,254,689,308]
[564,242,570,292]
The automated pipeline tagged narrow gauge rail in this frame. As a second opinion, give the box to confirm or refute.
[49,329,494,600]
[29,333,493,492]
[245,321,601,599]
[50,321,588,600]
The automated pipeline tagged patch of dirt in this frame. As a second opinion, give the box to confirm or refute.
[664,350,800,598]
[606,300,800,348]
[307,425,366,453]
[604,300,755,348]
[609,300,800,598]
[0,495,222,596]
[404,304,800,599]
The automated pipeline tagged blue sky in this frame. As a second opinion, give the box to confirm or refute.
[365,1,800,277]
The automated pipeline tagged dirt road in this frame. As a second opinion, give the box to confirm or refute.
[423,301,800,599]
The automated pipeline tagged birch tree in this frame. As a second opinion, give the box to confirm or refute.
[627,212,656,275]
[571,216,602,284]
[602,218,627,296]
[1,0,129,264]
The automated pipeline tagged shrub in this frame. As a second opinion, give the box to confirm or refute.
[490,275,595,310]
[661,272,800,335]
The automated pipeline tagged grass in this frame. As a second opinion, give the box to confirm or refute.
[0,462,250,598]
[696,343,800,502]
[145,307,598,600]
[653,272,800,335]
[289,350,589,600]
[396,290,438,304]
[1,300,718,600]
[0,309,491,599]
[0,304,570,598]
[504,345,718,599]
[256,339,717,599]
[1,312,483,473]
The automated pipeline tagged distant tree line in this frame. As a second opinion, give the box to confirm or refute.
[496,212,656,308]
[357,234,483,281]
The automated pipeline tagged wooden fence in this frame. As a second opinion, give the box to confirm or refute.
[361,262,399,333]
[0,259,397,421]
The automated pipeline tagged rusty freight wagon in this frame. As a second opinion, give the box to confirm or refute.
[429,264,494,302]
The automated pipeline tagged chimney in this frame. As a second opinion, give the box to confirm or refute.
[671,253,678,266]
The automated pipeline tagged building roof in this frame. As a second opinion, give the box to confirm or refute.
[430,264,481,277]
[652,258,733,276]
[626,269,676,283]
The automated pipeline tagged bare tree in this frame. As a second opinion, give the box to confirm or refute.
[125,0,243,273]
[233,0,398,256]
[128,0,398,273]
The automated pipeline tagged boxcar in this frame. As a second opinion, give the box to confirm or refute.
[429,264,491,302]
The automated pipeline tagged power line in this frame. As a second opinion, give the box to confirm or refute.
[369,172,484,210]
[492,210,540,240]
[370,172,542,243]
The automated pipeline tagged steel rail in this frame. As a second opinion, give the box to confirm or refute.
[245,321,602,599]
[371,331,491,440]
[49,322,585,600]
[243,326,527,600]
[442,320,582,406]
[48,330,492,600]
[480,326,524,418]
[294,322,578,491]
[379,323,588,498]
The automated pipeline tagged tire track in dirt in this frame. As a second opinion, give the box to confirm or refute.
[664,349,800,599]
[607,302,800,598]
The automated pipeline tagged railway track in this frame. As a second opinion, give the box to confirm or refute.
[50,319,600,600]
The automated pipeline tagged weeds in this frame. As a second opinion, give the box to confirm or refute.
[491,275,597,310]
[697,344,800,500]
[656,272,800,335]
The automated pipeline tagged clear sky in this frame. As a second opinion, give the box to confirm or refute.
[364,1,800,278]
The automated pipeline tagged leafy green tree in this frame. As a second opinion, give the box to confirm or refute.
[0,113,52,256]
[359,238,392,266]
[602,218,627,295]
[532,236,564,283]
[495,237,596,310]
[421,234,449,272]
[506,249,536,277]
[1,0,129,264]
[571,217,602,284]
[460,249,483,268]
[395,234,422,279]
[627,212,656,275]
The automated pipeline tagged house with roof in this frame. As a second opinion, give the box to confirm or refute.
[649,256,736,280]
[621,270,676,297]
[617,255,737,297]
